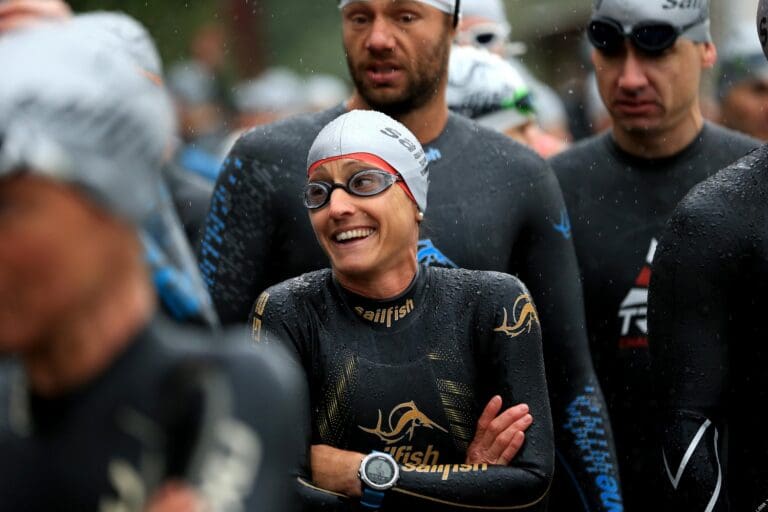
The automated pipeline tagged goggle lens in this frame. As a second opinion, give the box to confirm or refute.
[303,169,398,209]
[588,18,682,56]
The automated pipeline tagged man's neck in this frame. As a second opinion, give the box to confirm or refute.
[346,90,450,145]
[22,269,156,398]
[612,108,704,159]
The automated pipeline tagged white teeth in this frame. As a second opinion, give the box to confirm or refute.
[335,228,374,242]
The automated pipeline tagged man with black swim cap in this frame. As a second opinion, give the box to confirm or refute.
[200,0,620,509]
[647,2,768,508]
[550,0,760,509]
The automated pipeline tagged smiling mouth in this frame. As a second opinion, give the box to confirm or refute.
[334,228,375,243]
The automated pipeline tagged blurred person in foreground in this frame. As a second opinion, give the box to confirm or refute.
[549,0,760,509]
[447,44,568,158]
[454,0,572,143]
[68,10,218,325]
[0,0,69,33]
[717,22,768,141]
[0,24,302,512]
[647,3,768,509]
[200,0,621,510]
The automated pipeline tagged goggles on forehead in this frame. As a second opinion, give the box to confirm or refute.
[588,16,705,56]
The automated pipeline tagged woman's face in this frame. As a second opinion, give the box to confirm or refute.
[307,158,420,283]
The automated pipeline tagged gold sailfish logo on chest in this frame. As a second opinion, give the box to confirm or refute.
[494,293,540,338]
[359,401,448,445]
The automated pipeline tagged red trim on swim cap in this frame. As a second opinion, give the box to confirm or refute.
[307,152,418,206]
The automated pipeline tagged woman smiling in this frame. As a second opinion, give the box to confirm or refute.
[252,109,554,511]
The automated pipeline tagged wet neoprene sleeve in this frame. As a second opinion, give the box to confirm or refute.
[649,146,768,511]
[512,156,621,512]
[649,196,731,510]
[252,267,554,511]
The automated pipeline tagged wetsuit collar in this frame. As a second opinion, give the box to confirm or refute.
[334,266,429,331]
[606,122,711,169]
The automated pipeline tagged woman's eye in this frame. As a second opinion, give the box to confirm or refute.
[351,174,381,192]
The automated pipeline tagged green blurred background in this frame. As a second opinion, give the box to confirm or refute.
[67,1,352,79]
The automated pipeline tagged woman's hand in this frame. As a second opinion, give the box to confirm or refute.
[465,396,533,465]
[311,444,365,497]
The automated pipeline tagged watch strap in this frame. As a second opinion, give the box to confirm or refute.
[360,487,386,509]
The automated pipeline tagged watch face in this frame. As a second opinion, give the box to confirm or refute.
[366,457,395,485]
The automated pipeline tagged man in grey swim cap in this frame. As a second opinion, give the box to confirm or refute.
[588,0,714,144]
[550,1,760,510]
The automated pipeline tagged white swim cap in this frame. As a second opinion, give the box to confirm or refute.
[593,0,711,43]
[339,0,458,17]
[447,45,534,132]
[307,110,429,212]
[460,0,506,24]
[70,11,163,80]
[0,23,175,221]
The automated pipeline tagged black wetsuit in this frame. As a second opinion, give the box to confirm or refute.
[252,265,553,511]
[648,145,768,511]
[199,106,621,511]
[162,162,214,244]
[550,123,759,511]
[0,318,305,512]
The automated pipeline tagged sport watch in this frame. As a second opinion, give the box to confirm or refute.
[358,451,400,510]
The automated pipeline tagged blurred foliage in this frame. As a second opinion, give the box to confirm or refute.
[67,1,218,64]
[261,0,348,78]
[67,0,349,79]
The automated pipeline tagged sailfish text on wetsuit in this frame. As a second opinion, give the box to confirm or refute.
[354,299,415,328]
